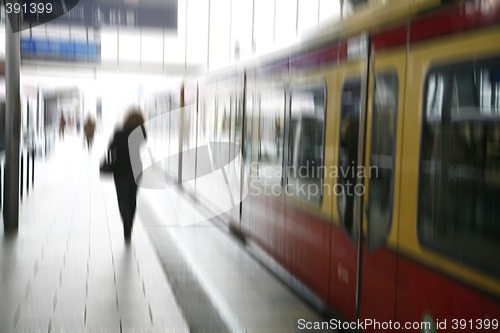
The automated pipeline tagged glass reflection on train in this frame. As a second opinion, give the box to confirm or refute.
[287,86,325,203]
[419,59,500,276]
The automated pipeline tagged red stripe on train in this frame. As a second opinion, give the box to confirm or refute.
[242,194,500,331]
[410,2,500,44]
[372,2,500,51]
[371,26,407,51]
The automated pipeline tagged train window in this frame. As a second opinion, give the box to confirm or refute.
[338,78,362,238]
[419,58,500,276]
[210,93,231,169]
[258,89,285,188]
[287,85,326,204]
[367,72,398,250]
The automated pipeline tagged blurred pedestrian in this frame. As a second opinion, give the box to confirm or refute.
[76,115,81,134]
[105,107,146,239]
[83,115,96,151]
[59,112,66,139]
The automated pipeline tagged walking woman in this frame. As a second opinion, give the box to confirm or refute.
[107,107,146,239]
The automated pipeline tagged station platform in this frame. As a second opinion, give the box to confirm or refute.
[0,133,333,332]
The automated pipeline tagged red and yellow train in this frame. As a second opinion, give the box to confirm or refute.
[146,0,500,331]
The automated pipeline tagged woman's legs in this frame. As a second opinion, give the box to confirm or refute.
[114,175,138,238]
[128,179,138,233]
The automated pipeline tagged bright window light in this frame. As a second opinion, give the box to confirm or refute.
[254,0,275,55]
[186,0,209,66]
[142,29,163,64]
[231,0,253,61]
[298,0,319,34]
[209,0,231,70]
[275,0,298,49]
[319,0,341,23]
[101,27,118,62]
[119,29,141,63]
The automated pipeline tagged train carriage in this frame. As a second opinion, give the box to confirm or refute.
[149,0,500,331]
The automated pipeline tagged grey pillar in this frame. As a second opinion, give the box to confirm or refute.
[4,12,21,231]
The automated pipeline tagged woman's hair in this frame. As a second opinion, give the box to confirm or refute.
[123,107,145,132]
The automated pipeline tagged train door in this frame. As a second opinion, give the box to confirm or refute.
[226,75,245,230]
[245,78,288,264]
[329,46,368,321]
[359,50,406,330]
[240,73,257,236]
[284,76,330,302]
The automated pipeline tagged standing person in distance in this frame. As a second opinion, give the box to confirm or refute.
[84,114,96,151]
[107,107,147,239]
[59,112,66,139]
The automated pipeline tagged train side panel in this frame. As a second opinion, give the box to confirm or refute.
[397,26,500,331]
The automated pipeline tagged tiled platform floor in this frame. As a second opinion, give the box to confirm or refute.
[0,134,189,332]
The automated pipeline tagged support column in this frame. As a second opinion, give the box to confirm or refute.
[4,11,21,232]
